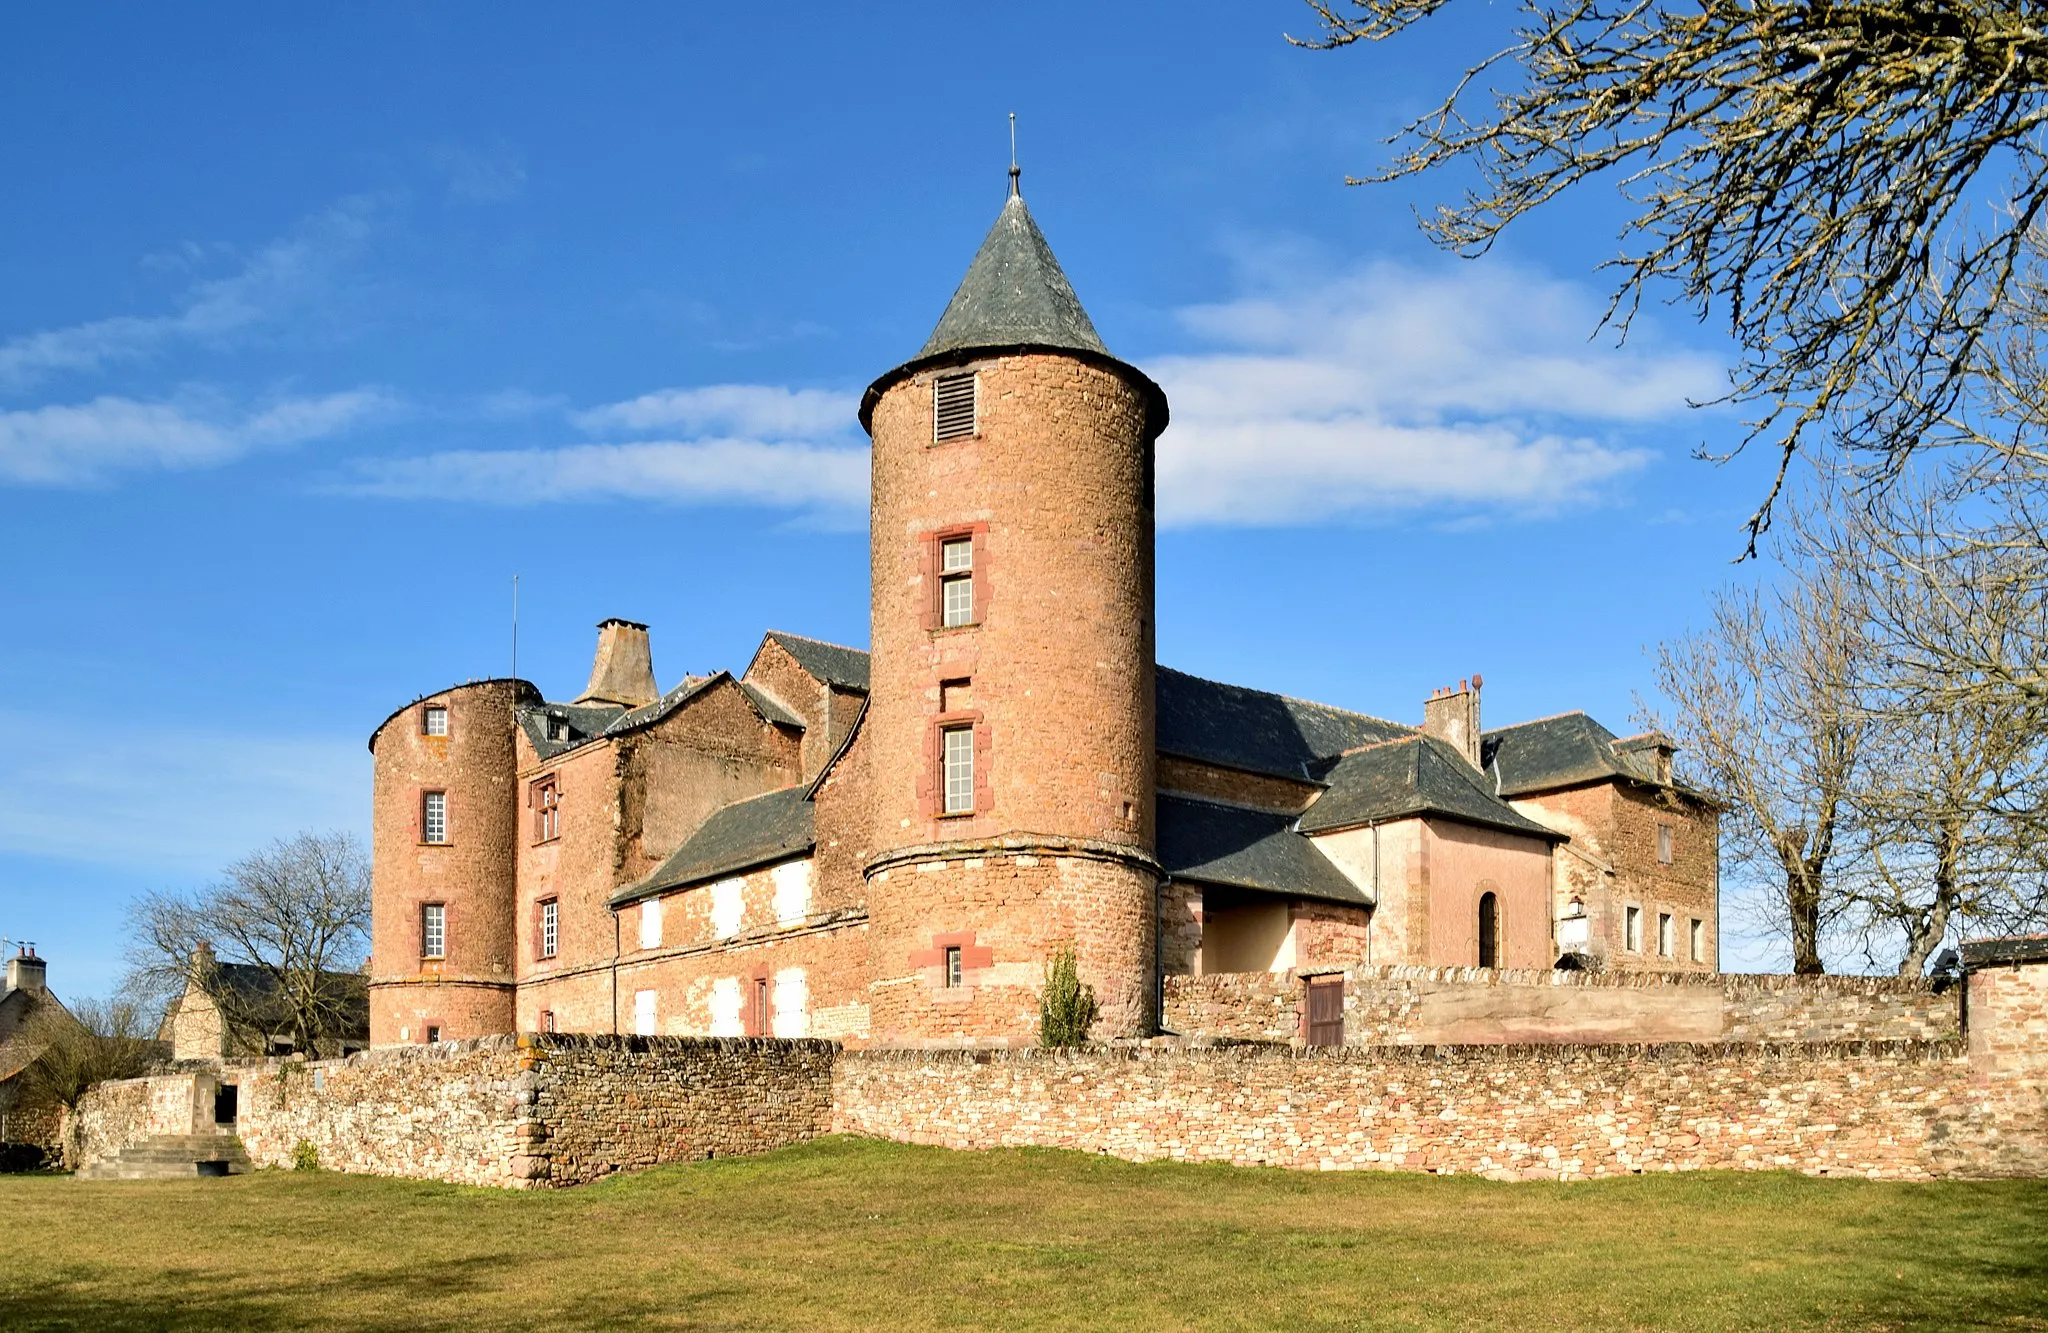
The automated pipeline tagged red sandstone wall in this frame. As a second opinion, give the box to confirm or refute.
[1156,756,1318,813]
[1423,820,1553,969]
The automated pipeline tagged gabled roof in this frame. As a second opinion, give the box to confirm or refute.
[1299,736,1562,841]
[1158,794,1369,907]
[760,631,870,692]
[518,700,628,761]
[1157,666,1411,781]
[917,191,1109,364]
[1483,712,1683,797]
[519,671,804,763]
[614,785,815,906]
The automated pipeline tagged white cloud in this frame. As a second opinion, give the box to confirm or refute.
[0,389,391,485]
[0,198,375,393]
[572,384,858,438]
[1152,261,1722,526]
[338,438,868,511]
[0,717,365,874]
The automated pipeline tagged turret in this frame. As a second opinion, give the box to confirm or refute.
[859,173,1168,1045]
[366,678,534,1045]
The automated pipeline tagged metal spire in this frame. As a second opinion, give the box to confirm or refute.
[1008,112,1020,197]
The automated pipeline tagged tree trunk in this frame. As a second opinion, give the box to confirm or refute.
[1896,821,1963,976]
[1786,857,1826,975]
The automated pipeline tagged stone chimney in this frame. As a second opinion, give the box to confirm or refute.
[5,945,46,996]
[576,619,659,708]
[1614,732,1677,785]
[1422,675,1484,769]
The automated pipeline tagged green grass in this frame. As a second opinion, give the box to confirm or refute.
[3,1137,2045,1331]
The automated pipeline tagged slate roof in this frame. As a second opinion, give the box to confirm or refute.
[200,963,369,1040]
[518,700,629,761]
[614,785,815,906]
[1156,667,1411,781]
[1299,736,1563,840]
[1960,933,2048,968]
[762,631,871,692]
[1158,795,1369,907]
[917,190,1110,363]
[520,671,807,763]
[1483,712,1679,797]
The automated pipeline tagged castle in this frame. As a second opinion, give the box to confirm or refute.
[366,177,1721,1051]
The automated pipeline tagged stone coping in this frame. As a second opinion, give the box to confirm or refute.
[837,1037,1966,1066]
[1169,965,1944,994]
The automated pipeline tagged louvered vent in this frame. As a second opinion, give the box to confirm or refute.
[933,371,977,442]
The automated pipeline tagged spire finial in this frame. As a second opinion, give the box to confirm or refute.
[1008,112,1020,197]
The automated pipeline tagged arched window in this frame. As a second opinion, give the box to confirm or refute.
[1478,891,1499,969]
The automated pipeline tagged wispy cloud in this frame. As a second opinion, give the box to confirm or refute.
[0,198,376,394]
[0,716,365,873]
[0,389,393,485]
[1152,260,1722,526]
[338,438,868,510]
[572,384,857,437]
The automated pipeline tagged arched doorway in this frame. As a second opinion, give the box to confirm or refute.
[1478,891,1499,968]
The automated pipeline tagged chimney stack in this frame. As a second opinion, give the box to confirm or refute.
[1422,674,1484,769]
[5,945,46,996]
[576,619,659,708]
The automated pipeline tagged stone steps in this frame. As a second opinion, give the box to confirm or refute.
[77,1131,251,1180]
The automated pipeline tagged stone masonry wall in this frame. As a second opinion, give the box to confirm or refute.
[833,1040,1972,1181]
[1163,966,1959,1046]
[66,1070,212,1169]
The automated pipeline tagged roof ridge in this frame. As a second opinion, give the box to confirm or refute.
[1157,663,1411,733]
[765,628,869,656]
[1483,710,1592,735]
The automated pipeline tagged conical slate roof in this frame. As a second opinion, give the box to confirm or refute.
[917,188,1110,361]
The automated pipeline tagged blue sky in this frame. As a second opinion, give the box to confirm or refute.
[1,4,1786,997]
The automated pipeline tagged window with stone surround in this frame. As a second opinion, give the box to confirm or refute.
[1657,821,1674,864]
[941,724,975,814]
[640,896,663,950]
[539,897,558,959]
[1658,911,1674,957]
[634,989,657,1036]
[941,538,974,627]
[421,902,446,959]
[422,791,447,845]
[531,775,560,843]
[1690,918,1705,963]
[539,1009,555,1033]
[422,705,449,736]
[933,370,977,442]
[1624,905,1643,952]
[945,946,963,988]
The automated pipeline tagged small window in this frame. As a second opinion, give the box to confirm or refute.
[933,371,977,442]
[422,705,449,737]
[425,1025,441,1044]
[634,989,657,1036]
[940,537,974,628]
[422,791,448,845]
[1624,905,1642,952]
[539,1009,556,1034]
[941,724,975,814]
[1690,918,1705,963]
[1657,912,1674,957]
[539,898,559,959]
[532,776,561,843]
[945,946,963,988]
[753,978,770,1037]
[1657,822,1674,864]
[545,713,567,742]
[1477,891,1499,969]
[640,897,663,950]
[421,903,446,959]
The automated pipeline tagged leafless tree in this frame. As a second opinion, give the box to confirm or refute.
[13,997,159,1116]
[1297,0,2048,546]
[126,831,370,1056]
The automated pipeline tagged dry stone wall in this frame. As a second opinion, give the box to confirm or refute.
[834,1040,1974,1181]
[1163,967,1959,1047]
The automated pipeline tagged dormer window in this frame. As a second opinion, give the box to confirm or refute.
[933,371,977,442]
[545,713,567,742]
[422,705,449,737]
[941,538,974,627]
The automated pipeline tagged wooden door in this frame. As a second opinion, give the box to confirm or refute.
[1304,977,1344,1047]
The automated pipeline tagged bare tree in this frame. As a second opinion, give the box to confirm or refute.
[1649,509,1871,972]
[126,831,370,1056]
[13,997,160,1117]
[1297,0,2048,545]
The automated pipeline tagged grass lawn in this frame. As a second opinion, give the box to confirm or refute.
[3,1137,2045,1331]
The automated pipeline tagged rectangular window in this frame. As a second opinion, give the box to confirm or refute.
[640,897,663,950]
[545,713,567,742]
[941,724,975,814]
[539,898,558,959]
[933,370,977,442]
[1657,912,1674,957]
[945,945,963,988]
[753,978,770,1036]
[1657,822,1674,864]
[1690,918,1705,963]
[940,537,974,628]
[539,1009,555,1034]
[425,1025,441,1044]
[422,705,449,736]
[1624,905,1642,952]
[531,776,560,843]
[421,903,446,959]
[633,990,657,1036]
[422,791,448,845]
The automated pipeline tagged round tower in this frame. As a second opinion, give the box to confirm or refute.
[860,174,1169,1046]
[366,677,534,1045]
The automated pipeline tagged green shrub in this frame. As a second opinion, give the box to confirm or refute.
[291,1140,319,1172]
[1037,945,1098,1048]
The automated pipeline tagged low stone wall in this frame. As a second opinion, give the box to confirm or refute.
[229,1034,835,1188]
[834,1040,1976,1180]
[66,1069,216,1168]
[1162,967,1959,1047]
